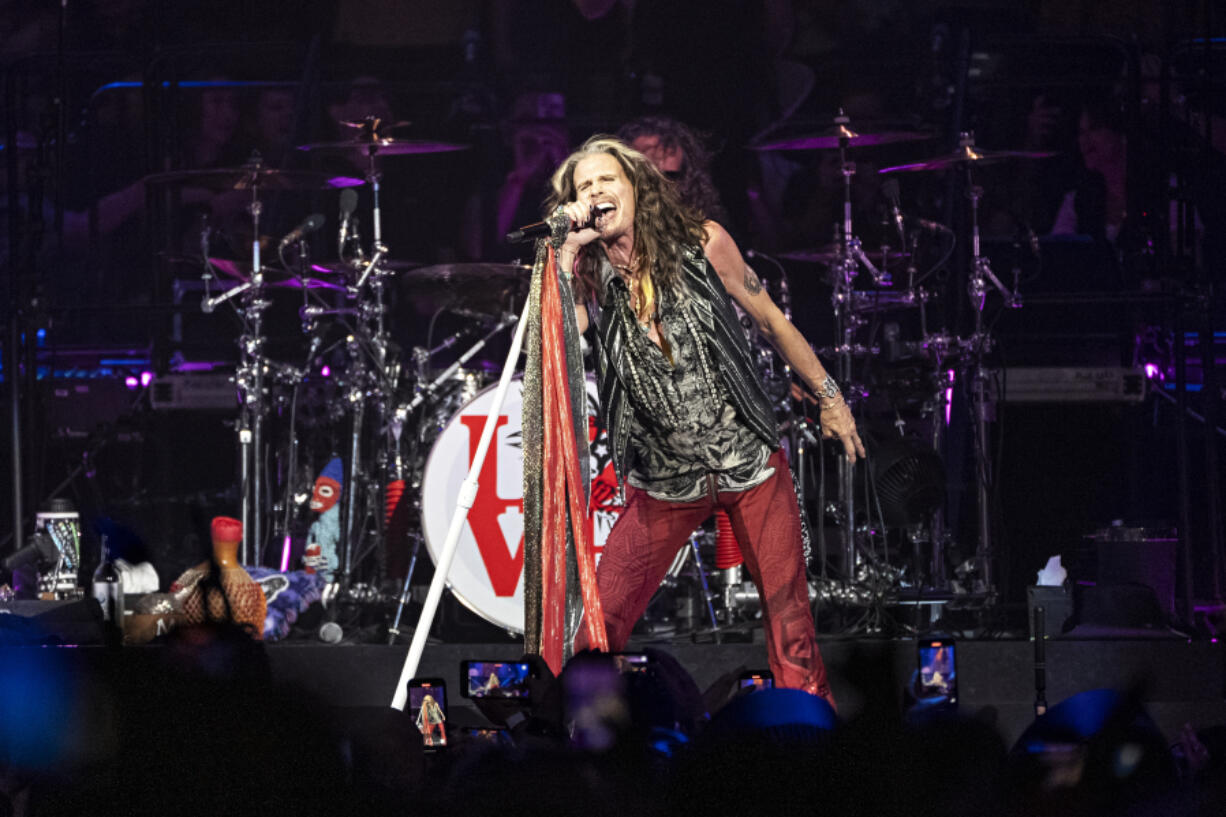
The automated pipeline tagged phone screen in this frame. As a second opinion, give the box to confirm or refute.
[737,671,774,691]
[917,641,957,705]
[463,660,532,699]
[612,653,649,673]
[459,726,513,747]
[408,679,448,749]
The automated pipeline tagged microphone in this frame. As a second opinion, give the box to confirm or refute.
[505,202,614,244]
[2,530,59,572]
[279,213,326,249]
[338,189,358,250]
[881,178,908,248]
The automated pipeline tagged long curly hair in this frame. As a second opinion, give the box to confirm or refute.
[546,135,707,303]
[616,116,729,226]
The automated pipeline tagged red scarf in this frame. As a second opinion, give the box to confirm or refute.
[524,244,608,673]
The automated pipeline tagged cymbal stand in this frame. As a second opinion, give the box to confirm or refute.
[335,137,397,593]
[962,148,1020,596]
[828,110,886,582]
[200,170,272,565]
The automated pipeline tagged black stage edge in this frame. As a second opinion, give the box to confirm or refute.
[6,637,1221,747]
[254,636,1226,743]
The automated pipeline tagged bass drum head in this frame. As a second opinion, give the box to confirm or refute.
[420,377,626,634]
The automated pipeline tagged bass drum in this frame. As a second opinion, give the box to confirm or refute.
[421,377,636,634]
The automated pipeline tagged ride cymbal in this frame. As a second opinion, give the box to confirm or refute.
[879,144,1057,174]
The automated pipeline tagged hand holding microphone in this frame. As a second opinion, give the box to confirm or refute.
[505,202,613,244]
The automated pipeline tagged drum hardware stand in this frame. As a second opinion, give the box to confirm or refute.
[961,145,1021,598]
[327,131,407,600]
[394,314,519,420]
[386,532,427,645]
[200,160,274,565]
[827,110,890,585]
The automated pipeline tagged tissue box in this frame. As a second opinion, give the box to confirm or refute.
[1027,585,1072,640]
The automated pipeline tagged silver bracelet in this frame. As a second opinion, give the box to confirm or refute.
[818,374,841,401]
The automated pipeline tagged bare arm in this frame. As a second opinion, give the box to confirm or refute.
[702,221,865,461]
[558,239,590,334]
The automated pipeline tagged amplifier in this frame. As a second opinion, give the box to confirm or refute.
[149,372,236,410]
[997,367,1147,403]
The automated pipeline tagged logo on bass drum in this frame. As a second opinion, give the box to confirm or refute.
[420,379,622,634]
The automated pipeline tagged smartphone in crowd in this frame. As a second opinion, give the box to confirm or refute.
[458,725,513,747]
[917,639,957,706]
[407,677,449,750]
[461,660,533,700]
[612,652,649,673]
[737,669,774,692]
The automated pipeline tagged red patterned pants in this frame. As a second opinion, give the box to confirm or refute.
[578,449,832,702]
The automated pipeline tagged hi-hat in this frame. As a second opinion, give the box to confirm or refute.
[144,167,363,191]
[879,144,1057,173]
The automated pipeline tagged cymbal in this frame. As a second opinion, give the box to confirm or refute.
[780,246,909,266]
[400,263,529,314]
[879,145,1057,174]
[752,122,936,152]
[144,167,363,191]
[309,260,420,276]
[296,137,468,156]
[404,263,530,285]
[266,276,346,292]
[202,258,345,291]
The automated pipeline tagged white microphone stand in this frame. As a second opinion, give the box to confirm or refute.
[390,290,533,710]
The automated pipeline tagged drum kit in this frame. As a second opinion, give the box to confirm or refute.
[751,113,1053,630]
[151,109,1054,641]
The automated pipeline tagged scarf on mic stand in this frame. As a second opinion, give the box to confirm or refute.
[522,230,608,674]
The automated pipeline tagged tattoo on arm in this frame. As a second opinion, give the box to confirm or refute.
[743,266,763,295]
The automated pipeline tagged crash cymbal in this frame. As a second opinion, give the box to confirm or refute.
[144,167,363,191]
[752,123,936,152]
[879,144,1057,174]
[296,137,467,156]
[780,245,910,266]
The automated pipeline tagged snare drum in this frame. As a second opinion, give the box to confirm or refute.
[420,377,627,633]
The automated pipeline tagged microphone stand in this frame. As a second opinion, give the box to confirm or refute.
[392,282,532,710]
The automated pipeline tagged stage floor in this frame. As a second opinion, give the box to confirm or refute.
[258,634,1226,745]
[2,634,1222,747]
